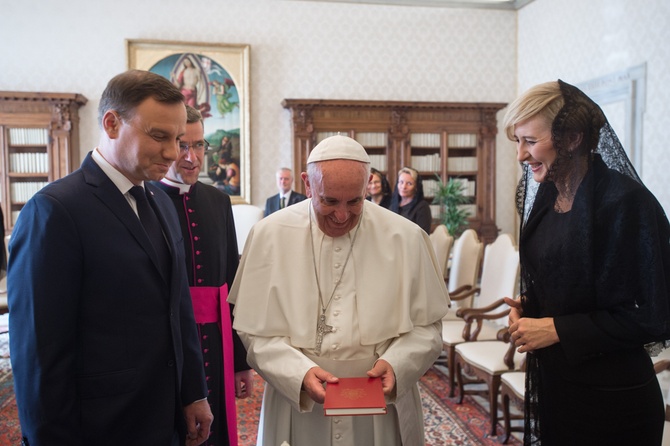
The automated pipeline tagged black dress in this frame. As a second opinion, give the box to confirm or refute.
[397,199,432,233]
[366,194,392,209]
[520,156,670,445]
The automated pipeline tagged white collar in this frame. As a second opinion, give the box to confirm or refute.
[91,148,137,195]
[161,177,192,195]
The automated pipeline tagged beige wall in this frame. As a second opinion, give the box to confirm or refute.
[0,0,520,235]
[1,0,667,238]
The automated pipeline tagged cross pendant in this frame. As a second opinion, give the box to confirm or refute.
[315,313,333,355]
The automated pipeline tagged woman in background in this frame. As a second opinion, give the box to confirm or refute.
[366,167,392,209]
[390,166,432,233]
[504,80,670,445]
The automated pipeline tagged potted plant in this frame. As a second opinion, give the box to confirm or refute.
[432,176,471,237]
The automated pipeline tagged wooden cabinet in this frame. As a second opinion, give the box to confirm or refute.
[282,99,506,243]
[0,91,87,234]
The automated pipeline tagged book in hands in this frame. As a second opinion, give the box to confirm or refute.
[323,377,387,416]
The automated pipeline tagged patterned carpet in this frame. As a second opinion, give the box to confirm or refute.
[0,329,520,445]
[235,366,519,446]
[0,329,20,446]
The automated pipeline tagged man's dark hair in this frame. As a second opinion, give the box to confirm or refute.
[185,105,203,125]
[98,69,184,126]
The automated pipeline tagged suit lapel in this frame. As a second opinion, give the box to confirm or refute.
[81,155,171,283]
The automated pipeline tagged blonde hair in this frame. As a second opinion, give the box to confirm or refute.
[397,166,419,182]
[503,81,564,141]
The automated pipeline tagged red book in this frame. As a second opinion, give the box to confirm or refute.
[323,377,387,416]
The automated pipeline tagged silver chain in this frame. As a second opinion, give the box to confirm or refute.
[308,203,363,316]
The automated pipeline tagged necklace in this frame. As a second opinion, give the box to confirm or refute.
[308,204,363,355]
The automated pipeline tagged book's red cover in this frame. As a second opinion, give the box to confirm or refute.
[323,377,387,416]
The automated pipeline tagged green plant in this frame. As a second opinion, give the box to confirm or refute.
[431,176,471,237]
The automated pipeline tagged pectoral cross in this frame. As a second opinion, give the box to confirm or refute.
[315,313,333,355]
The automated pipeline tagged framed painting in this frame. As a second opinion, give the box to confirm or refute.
[127,39,251,203]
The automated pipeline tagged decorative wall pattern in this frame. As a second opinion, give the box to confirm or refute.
[0,0,520,235]
[8,1,667,236]
[517,0,670,215]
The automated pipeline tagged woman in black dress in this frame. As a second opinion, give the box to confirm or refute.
[390,166,432,233]
[504,80,670,445]
[366,167,392,209]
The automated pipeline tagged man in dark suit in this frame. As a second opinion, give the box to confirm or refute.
[8,70,213,446]
[264,167,306,216]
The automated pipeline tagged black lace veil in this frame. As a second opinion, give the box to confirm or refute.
[516,80,642,224]
[514,80,669,445]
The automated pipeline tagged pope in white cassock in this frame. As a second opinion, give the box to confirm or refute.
[228,135,450,446]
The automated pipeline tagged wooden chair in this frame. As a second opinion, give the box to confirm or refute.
[451,234,522,435]
[500,370,525,444]
[499,350,670,444]
[436,229,483,394]
[454,331,525,436]
[442,233,518,398]
[444,229,483,314]
[231,204,263,254]
[499,327,526,444]
[429,224,453,281]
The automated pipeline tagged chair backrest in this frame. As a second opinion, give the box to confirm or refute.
[448,229,483,293]
[430,224,453,279]
[446,229,483,317]
[231,204,264,253]
[476,233,520,325]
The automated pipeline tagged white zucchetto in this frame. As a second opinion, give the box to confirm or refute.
[306,135,371,164]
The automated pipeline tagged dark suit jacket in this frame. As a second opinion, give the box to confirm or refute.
[264,191,307,217]
[8,153,207,446]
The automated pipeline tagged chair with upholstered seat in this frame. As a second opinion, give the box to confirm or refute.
[231,204,264,254]
[498,331,526,444]
[442,232,520,398]
[449,234,521,435]
[500,340,670,443]
[443,228,484,318]
[434,229,482,383]
[454,328,525,436]
[500,369,525,444]
[430,224,454,281]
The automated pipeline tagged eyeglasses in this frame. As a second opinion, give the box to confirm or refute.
[178,140,210,153]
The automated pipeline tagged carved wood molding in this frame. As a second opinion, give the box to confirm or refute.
[282,99,507,242]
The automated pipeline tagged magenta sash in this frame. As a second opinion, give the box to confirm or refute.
[190,284,237,446]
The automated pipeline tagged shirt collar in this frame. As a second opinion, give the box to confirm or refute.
[161,177,192,195]
[91,147,137,195]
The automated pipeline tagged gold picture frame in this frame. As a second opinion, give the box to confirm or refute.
[127,39,251,204]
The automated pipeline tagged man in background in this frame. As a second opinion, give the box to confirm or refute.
[154,105,254,446]
[264,167,306,216]
[8,70,212,446]
[229,135,449,445]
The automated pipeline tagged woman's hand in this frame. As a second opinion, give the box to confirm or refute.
[508,316,560,353]
[504,296,523,326]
